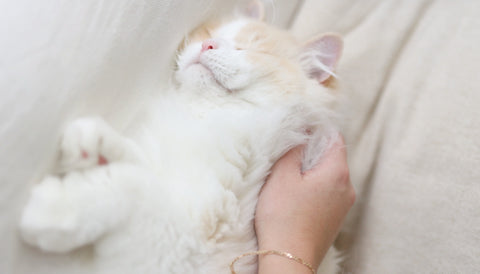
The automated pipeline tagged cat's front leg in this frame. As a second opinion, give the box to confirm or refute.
[20,117,145,253]
[58,117,144,173]
[20,165,135,253]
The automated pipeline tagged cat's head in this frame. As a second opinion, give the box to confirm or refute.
[174,1,342,103]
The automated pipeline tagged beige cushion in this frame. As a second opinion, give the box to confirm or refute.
[292,0,480,272]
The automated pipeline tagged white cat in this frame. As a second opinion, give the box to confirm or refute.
[19,3,343,274]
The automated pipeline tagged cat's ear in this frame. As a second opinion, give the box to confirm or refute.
[244,0,265,21]
[301,33,343,84]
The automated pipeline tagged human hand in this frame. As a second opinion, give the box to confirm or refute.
[255,136,355,273]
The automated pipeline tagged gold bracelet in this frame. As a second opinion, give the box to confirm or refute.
[229,250,315,274]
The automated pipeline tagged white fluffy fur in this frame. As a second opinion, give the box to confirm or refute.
[20,16,341,273]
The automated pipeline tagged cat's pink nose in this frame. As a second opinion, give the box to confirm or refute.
[201,39,218,52]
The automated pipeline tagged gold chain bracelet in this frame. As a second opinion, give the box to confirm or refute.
[229,250,315,274]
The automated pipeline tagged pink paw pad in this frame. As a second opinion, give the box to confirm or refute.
[81,150,108,165]
[98,155,108,165]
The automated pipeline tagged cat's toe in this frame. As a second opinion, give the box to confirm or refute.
[59,117,113,172]
[19,177,82,252]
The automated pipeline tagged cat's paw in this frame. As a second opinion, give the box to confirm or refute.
[20,176,85,252]
[58,117,122,172]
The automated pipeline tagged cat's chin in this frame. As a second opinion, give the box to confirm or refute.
[176,63,232,93]
[190,63,214,78]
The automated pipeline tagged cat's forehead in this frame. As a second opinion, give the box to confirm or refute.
[214,19,249,40]
[187,19,254,43]
[186,18,297,56]
[188,18,289,44]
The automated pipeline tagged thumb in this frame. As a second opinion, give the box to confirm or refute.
[270,145,304,175]
[304,135,348,180]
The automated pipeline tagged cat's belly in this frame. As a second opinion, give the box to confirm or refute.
[92,182,260,274]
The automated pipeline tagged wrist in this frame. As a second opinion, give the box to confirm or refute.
[258,233,320,270]
[257,250,316,274]
[258,230,322,269]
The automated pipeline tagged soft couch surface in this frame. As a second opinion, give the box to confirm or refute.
[292,0,480,272]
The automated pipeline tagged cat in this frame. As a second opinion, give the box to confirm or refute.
[19,2,343,273]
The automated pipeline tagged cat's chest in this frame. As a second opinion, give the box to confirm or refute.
[133,93,292,172]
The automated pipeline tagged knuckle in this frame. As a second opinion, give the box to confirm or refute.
[336,164,350,185]
[333,164,355,205]
[348,185,356,206]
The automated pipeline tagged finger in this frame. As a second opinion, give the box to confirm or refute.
[304,135,347,177]
[270,145,304,175]
[323,135,347,163]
